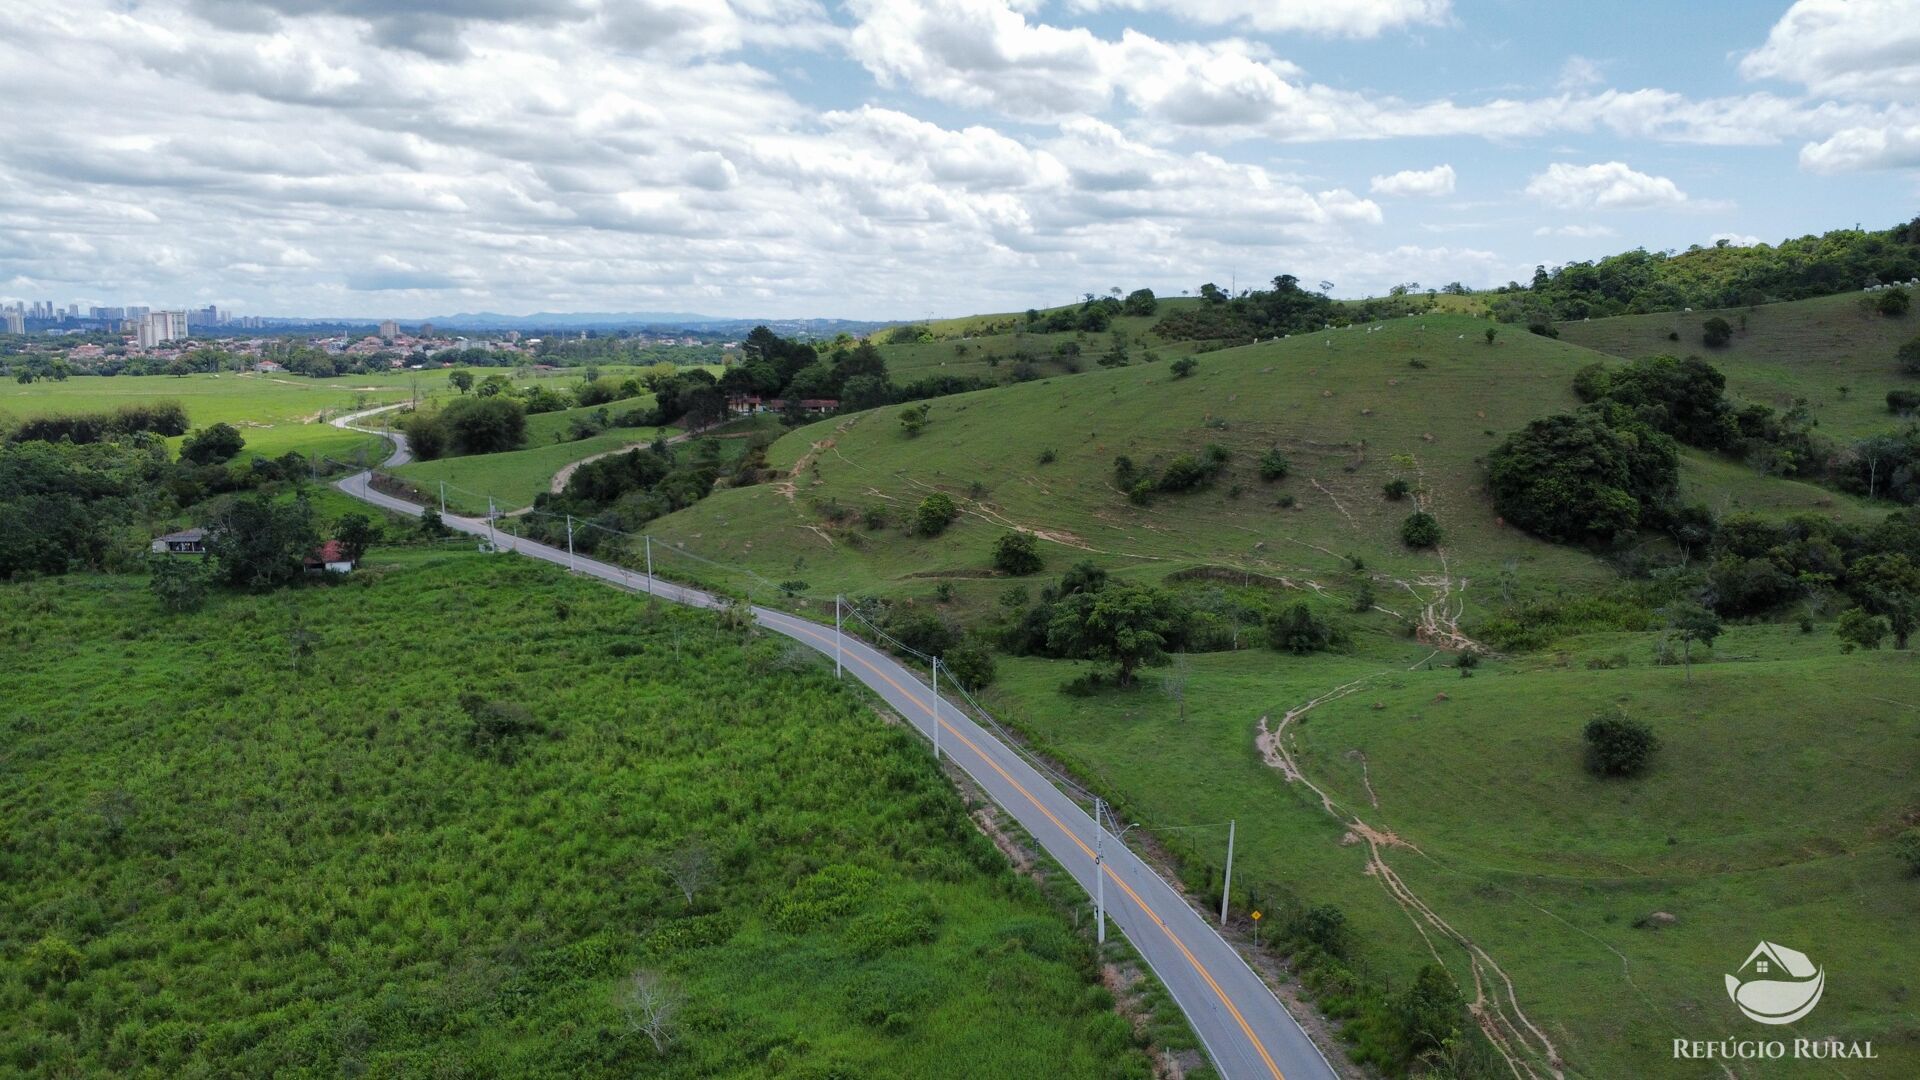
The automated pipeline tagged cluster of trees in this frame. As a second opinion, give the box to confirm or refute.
[519,434,773,551]
[7,401,189,445]
[1153,275,1339,342]
[999,562,1347,686]
[1114,445,1231,504]
[1487,219,1920,322]
[1695,510,1920,641]
[1021,289,1157,334]
[399,396,529,460]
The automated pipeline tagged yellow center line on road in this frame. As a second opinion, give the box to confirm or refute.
[769,613,1288,1080]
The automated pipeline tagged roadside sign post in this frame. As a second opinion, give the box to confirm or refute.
[1251,910,1262,948]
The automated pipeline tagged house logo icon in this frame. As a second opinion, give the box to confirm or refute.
[1725,942,1824,1025]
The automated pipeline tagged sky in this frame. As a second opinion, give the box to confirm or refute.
[2,0,1917,320]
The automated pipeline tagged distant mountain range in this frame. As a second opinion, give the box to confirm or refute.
[408,311,895,335]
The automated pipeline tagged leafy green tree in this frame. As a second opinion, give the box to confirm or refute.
[1288,904,1349,957]
[1266,602,1342,655]
[1122,288,1157,315]
[147,555,210,612]
[1484,327,1497,345]
[418,507,451,538]
[1400,511,1442,548]
[179,423,246,465]
[1382,478,1411,501]
[899,402,931,437]
[1258,448,1290,481]
[334,513,378,564]
[1899,335,1920,375]
[206,494,319,591]
[1045,583,1180,686]
[1583,708,1658,777]
[1487,411,1678,544]
[1398,965,1467,1063]
[1701,316,1733,347]
[440,396,527,455]
[913,492,958,536]
[448,370,474,395]
[1661,600,1722,680]
[1836,607,1888,653]
[992,531,1043,575]
[1170,357,1197,378]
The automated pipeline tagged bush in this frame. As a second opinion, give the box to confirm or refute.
[1382,478,1411,501]
[1400,511,1441,548]
[1288,904,1349,957]
[1888,389,1920,415]
[1258,448,1290,481]
[913,493,958,536]
[1169,357,1198,379]
[1572,362,1612,402]
[1895,829,1920,876]
[460,693,542,761]
[1879,287,1911,317]
[1487,411,1678,545]
[179,423,246,465]
[1836,607,1889,652]
[1583,710,1658,777]
[1701,316,1733,347]
[148,555,210,612]
[942,640,997,690]
[1899,335,1920,375]
[1267,602,1342,655]
[992,531,1043,575]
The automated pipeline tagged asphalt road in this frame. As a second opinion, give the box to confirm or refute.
[329,406,1337,1080]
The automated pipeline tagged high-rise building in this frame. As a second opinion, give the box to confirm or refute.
[137,310,188,348]
[189,305,223,328]
[378,319,400,339]
[4,309,24,335]
[125,305,149,321]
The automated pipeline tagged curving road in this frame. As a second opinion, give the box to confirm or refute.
[329,406,1337,1080]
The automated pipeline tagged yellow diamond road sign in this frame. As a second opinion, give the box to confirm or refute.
[1250,911,1262,921]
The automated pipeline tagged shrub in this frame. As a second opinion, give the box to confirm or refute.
[1836,607,1888,652]
[913,493,958,536]
[1572,362,1612,403]
[1879,287,1911,317]
[1701,316,1733,347]
[1400,511,1442,548]
[1583,710,1658,777]
[460,693,542,761]
[179,423,246,465]
[1037,448,1056,464]
[1895,829,1920,876]
[942,640,997,690]
[1267,602,1342,655]
[1288,904,1349,957]
[1169,357,1198,379]
[992,531,1043,575]
[148,555,210,612]
[1888,389,1920,415]
[1382,478,1411,501]
[1258,448,1290,481]
[418,507,451,537]
[1899,335,1920,375]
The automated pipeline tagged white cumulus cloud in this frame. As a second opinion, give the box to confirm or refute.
[1063,0,1451,38]
[1740,0,1920,101]
[1524,162,1689,210]
[1370,164,1455,197]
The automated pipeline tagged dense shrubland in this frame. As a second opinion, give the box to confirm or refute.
[0,555,1151,1077]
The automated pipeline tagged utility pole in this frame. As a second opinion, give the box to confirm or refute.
[834,595,843,679]
[1094,798,1107,946]
[1220,819,1236,927]
[644,535,654,594]
[566,515,575,572]
[438,480,446,516]
[487,496,497,551]
[930,656,941,761]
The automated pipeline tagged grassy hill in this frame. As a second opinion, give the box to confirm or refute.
[0,552,1161,1078]
[644,313,1863,625]
[1558,291,1919,439]
[879,311,1210,385]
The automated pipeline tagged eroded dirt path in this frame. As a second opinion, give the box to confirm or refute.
[1255,672,1565,1080]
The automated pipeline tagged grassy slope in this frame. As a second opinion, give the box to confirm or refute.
[0,372,423,459]
[649,312,1862,618]
[1557,292,1920,439]
[990,627,1920,1078]
[0,552,1151,1078]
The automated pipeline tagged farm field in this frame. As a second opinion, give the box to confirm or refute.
[0,371,423,459]
[0,551,1158,1078]
[985,624,1920,1078]
[1558,291,1919,439]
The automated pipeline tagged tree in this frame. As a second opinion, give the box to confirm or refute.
[1878,287,1911,316]
[1398,965,1467,1062]
[1484,327,1497,345]
[1487,411,1678,544]
[913,492,958,536]
[658,839,715,905]
[1267,601,1342,655]
[1382,478,1411,501]
[1899,335,1920,375]
[1836,607,1889,653]
[1289,904,1349,957]
[148,555,210,612]
[619,970,678,1056]
[440,395,527,455]
[448,370,474,395]
[1258,448,1290,481]
[1701,316,1733,347]
[206,495,319,591]
[1583,708,1658,777]
[1123,288,1158,315]
[899,402,931,437]
[1661,600,1722,680]
[1400,511,1442,548]
[1046,583,1179,686]
[334,513,377,564]
[1170,357,1198,378]
[418,507,451,538]
[179,423,246,465]
[992,531,1043,575]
